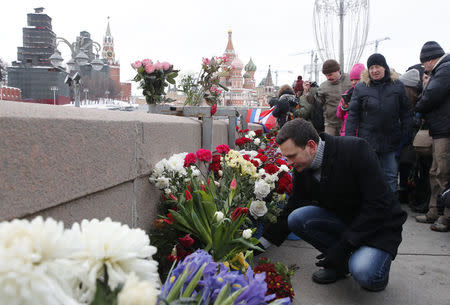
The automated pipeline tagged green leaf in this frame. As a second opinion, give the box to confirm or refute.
[89,279,121,305]
[212,282,230,305]
[166,262,191,302]
[181,263,207,298]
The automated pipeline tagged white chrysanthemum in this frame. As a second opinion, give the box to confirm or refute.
[249,200,268,218]
[153,160,167,177]
[0,217,80,305]
[66,218,160,302]
[118,273,159,305]
[191,167,201,177]
[242,229,252,239]
[254,180,271,199]
[155,177,170,189]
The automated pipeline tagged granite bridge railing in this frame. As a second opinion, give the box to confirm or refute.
[0,101,263,231]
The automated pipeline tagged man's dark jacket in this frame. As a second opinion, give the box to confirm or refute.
[415,54,450,139]
[263,134,407,259]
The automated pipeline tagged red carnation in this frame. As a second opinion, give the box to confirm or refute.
[209,155,222,173]
[184,152,197,167]
[264,163,279,175]
[251,160,260,168]
[196,148,212,162]
[242,154,250,161]
[276,159,288,166]
[243,128,249,133]
[178,234,194,248]
[216,144,231,154]
[255,129,263,136]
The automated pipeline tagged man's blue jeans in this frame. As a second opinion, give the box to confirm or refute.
[376,151,398,193]
[288,206,392,291]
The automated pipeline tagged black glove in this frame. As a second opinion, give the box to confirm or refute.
[315,240,353,272]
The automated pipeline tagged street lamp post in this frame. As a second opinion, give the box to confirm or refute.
[50,86,59,105]
[83,88,89,104]
[49,36,104,107]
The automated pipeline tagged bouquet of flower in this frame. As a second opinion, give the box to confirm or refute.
[132,59,179,104]
[254,257,298,302]
[0,216,160,305]
[198,56,230,107]
[235,126,267,151]
[158,250,291,305]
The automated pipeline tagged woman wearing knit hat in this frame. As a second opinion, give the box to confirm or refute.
[345,53,414,193]
[336,63,365,136]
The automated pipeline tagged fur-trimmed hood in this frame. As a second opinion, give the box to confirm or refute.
[361,68,400,85]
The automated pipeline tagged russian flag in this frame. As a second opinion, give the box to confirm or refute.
[258,107,276,132]
[246,108,261,124]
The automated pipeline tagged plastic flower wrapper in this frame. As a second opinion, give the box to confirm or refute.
[65,218,160,303]
[158,250,291,305]
[0,216,81,305]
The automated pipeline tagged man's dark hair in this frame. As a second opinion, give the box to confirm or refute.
[276,118,320,147]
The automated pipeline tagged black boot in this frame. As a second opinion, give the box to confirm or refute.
[411,202,429,213]
[312,268,347,284]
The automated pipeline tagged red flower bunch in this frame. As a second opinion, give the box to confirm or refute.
[231,207,249,221]
[235,137,252,147]
[254,257,295,301]
[277,172,293,194]
[196,148,212,162]
[184,152,197,167]
[216,144,230,154]
[208,154,222,173]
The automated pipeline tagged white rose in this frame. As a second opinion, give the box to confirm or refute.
[249,200,268,218]
[242,229,252,239]
[254,138,261,145]
[218,170,223,177]
[254,180,271,199]
[214,211,224,221]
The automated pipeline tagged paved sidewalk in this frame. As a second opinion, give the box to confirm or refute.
[265,206,450,305]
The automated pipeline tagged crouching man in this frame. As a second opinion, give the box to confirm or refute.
[260,119,407,291]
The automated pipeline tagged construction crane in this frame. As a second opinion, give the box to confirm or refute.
[365,37,390,53]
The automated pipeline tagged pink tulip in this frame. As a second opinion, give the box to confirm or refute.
[161,61,171,71]
[230,178,237,190]
[202,57,211,66]
[132,60,142,69]
[145,64,156,74]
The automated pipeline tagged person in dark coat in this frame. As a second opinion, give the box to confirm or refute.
[260,119,407,291]
[414,41,450,232]
[272,84,297,128]
[345,53,413,193]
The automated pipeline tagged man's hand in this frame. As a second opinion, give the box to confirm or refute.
[315,241,353,272]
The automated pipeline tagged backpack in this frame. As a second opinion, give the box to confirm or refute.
[310,93,324,133]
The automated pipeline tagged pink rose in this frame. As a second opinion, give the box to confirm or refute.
[132,60,142,69]
[202,57,211,66]
[154,61,163,71]
[196,149,212,162]
[161,61,171,71]
[145,64,155,74]
[142,59,153,65]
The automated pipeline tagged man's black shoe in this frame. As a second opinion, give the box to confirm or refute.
[312,268,347,284]
[411,202,429,213]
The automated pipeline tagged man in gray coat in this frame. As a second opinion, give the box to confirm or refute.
[317,59,352,136]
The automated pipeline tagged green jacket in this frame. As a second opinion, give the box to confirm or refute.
[294,86,319,121]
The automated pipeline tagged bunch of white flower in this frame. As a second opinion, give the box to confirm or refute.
[0,216,160,305]
[149,152,192,194]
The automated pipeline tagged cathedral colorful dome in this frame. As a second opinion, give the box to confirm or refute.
[243,71,250,78]
[231,56,244,70]
[245,58,257,72]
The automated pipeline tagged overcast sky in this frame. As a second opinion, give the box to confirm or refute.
[1,0,449,94]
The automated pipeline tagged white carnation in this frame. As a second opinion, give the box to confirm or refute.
[254,180,271,199]
[254,138,261,145]
[279,164,290,172]
[155,177,170,189]
[249,200,268,218]
[242,229,252,239]
[118,273,159,305]
[164,188,172,194]
[191,167,201,177]
[248,131,256,139]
